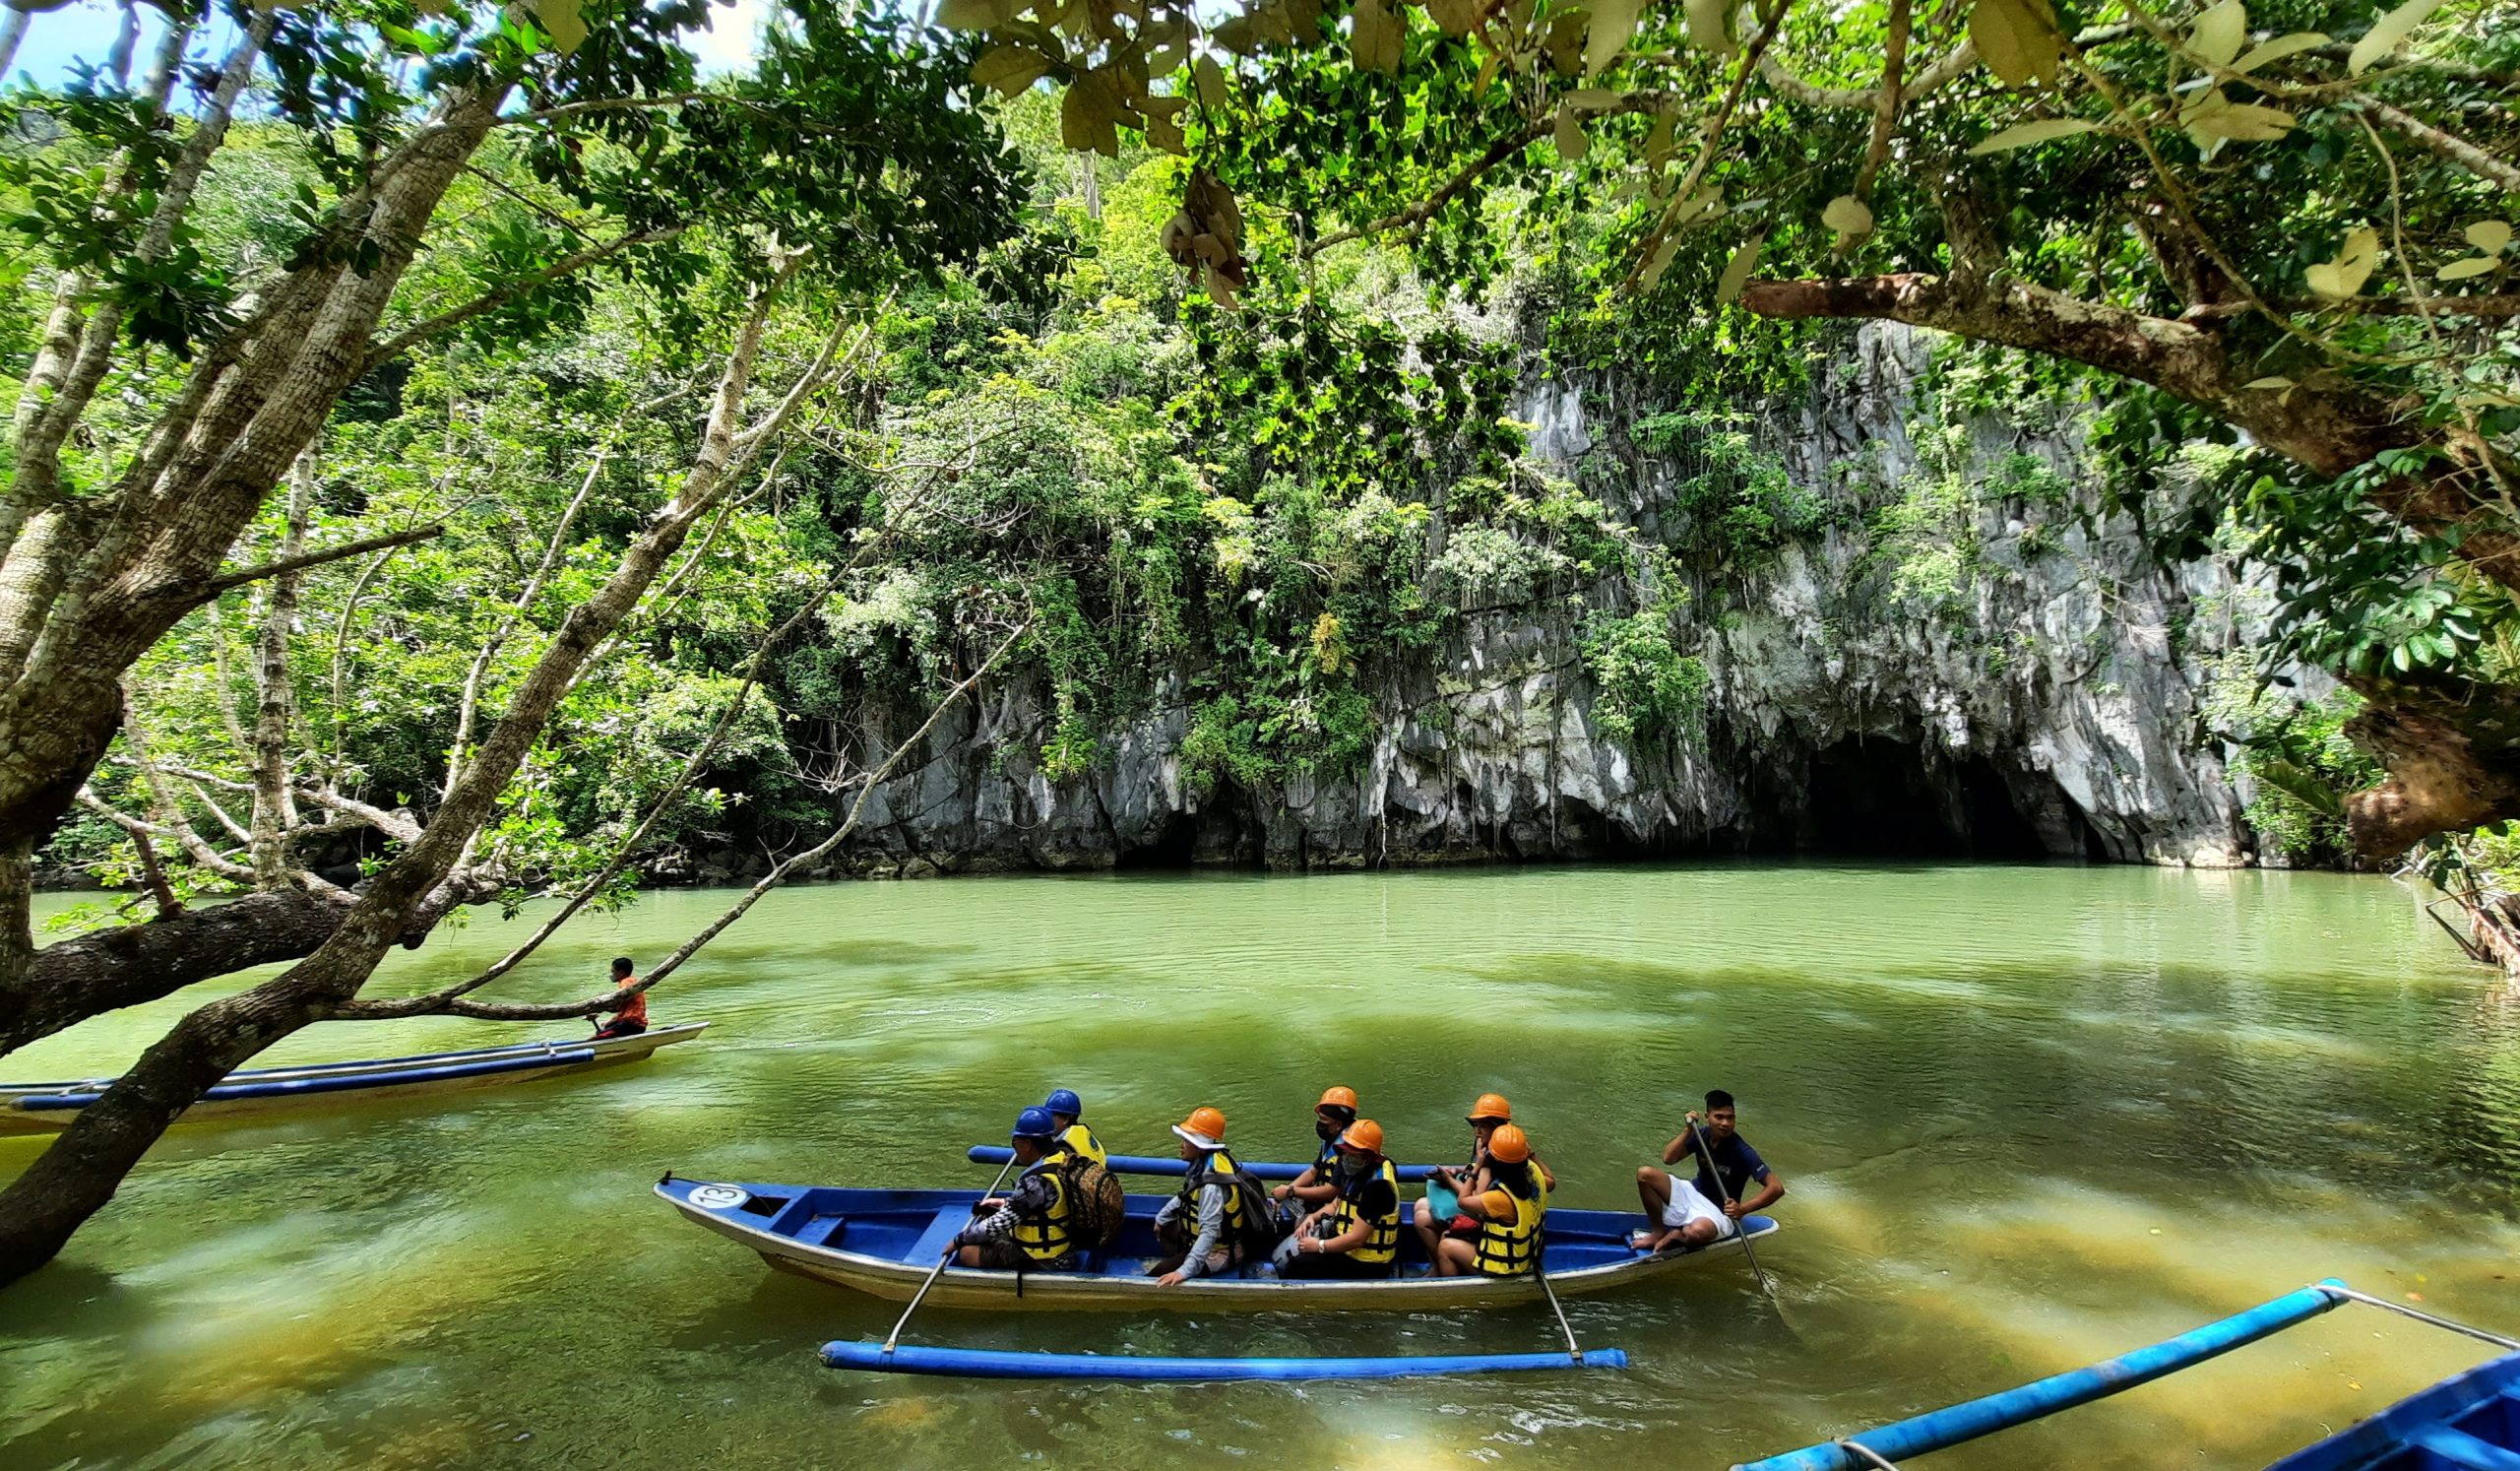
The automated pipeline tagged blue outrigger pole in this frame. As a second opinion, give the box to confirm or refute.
[823,1342,1629,1380]
[1734,1281,2354,1471]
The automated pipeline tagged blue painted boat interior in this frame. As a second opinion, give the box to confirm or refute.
[662,1178,1770,1279]
[2267,1351,2520,1471]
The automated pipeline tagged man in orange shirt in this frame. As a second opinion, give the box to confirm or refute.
[593,956,649,1039]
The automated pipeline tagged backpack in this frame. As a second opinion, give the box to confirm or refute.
[1209,1161,1286,1258]
[1059,1155,1128,1249]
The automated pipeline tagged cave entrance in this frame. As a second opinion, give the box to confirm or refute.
[1800,738,2057,859]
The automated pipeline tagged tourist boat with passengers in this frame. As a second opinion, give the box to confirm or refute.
[655,1162,1777,1313]
[0,1021,707,1134]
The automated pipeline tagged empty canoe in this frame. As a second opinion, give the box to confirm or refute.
[0,1021,707,1134]
[657,1174,1778,1312]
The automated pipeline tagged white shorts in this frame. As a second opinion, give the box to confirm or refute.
[1661,1176,1738,1240]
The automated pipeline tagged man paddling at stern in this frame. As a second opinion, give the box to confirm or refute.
[1633,1089,1785,1252]
[592,957,649,1040]
[953,1108,1083,1271]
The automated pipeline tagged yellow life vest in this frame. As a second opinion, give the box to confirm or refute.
[1061,1122,1107,1168]
[1329,1159,1401,1266]
[1473,1167,1548,1277]
[1175,1148,1249,1244]
[1013,1148,1076,1263]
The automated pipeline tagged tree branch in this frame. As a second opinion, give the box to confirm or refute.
[2357,96,2520,194]
[203,523,447,595]
[347,619,1032,1023]
[360,225,684,372]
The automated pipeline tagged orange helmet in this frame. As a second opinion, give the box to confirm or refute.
[1487,1123,1531,1164]
[1468,1093,1512,1123]
[1337,1119,1385,1155]
[1317,1085,1359,1112]
[1171,1106,1228,1148]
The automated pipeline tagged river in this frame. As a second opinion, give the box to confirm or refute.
[2,863,2516,1469]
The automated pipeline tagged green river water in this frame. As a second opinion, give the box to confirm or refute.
[3,863,2517,1470]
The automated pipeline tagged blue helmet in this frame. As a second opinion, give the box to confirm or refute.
[1013,1106,1059,1140]
[1043,1088,1083,1118]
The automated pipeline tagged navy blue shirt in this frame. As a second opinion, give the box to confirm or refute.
[1690,1131,1771,1208]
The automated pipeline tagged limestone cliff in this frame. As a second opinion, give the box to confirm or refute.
[725,322,2271,880]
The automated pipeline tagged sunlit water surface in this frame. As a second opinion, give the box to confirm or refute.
[3,863,2517,1470]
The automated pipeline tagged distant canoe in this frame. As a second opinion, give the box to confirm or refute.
[657,1175,1778,1312]
[0,1022,707,1134]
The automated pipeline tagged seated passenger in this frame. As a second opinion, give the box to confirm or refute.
[1432,1123,1547,1277]
[1276,1119,1402,1280]
[1273,1086,1359,1213]
[1412,1092,1553,1258]
[952,1107,1082,1271]
[1631,1089,1786,1251]
[1042,1087,1107,1167]
[1149,1107,1266,1286]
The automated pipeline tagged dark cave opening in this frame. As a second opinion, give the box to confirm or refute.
[1114,810,1202,869]
[1797,737,2060,859]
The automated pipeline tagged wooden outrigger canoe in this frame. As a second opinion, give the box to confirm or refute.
[0,1022,707,1135]
[656,1174,1779,1312]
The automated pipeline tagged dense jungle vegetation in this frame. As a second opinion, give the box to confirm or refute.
[0,0,2510,1276]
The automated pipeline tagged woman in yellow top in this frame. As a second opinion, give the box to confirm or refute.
[1430,1123,1548,1277]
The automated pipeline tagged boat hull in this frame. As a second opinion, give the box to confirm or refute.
[659,1176,1779,1312]
[0,1022,707,1134]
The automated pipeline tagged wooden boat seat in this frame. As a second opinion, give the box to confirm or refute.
[793,1214,847,1248]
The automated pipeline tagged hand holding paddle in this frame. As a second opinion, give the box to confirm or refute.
[1687,1114,1780,1308]
[883,1152,1018,1355]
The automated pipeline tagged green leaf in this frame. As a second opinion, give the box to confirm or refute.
[2189,99,2296,141]
[934,0,1008,31]
[1821,193,1873,236]
[1971,0,2061,89]
[1969,117,2103,154]
[2466,220,2513,255]
[533,0,586,53]
[2189,0,2246,68]
[2438,256,2499,282]
[1585,0,1641,77]
[1715,230,1767,304]
[971,43,1053,96]
[1554,102,1590,164]
[2305,224,2380,298]
[1351,0,1404,74]
[1193,54,1231,107]
[1683,0,1733,56]
[2350,0,2446,75]
[2233,31,2329,71]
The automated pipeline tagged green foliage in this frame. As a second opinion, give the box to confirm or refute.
[1632,407,1827,568]
[2202,660,2384,866]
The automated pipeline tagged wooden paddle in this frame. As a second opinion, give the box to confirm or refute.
[882,1152,1019,1355]
[1688,1117,1780,1306]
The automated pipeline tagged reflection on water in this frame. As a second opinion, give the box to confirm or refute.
[2,863,2517,1469]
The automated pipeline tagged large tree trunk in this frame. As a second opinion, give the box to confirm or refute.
[1739,268,2520,857]
[0,87,508,1036]
[0,879,489,1058]
[0,277,809,1287]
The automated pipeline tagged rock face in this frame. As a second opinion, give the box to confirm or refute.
[817,323,2265,875]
